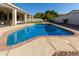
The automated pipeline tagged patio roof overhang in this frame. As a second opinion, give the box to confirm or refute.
[0,3,33,26]
[0,3,31,15]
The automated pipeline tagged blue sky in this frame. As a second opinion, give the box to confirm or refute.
[14,3,79,15]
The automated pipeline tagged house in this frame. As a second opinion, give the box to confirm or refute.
[55,10,79,25]
[0,3,33,26]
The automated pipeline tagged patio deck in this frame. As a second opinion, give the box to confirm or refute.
[0,24,32,36]
[0,23,79,56]
[56,23,79,31]
[2,36,79,56]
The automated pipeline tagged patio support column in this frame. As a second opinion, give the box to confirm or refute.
[32,16,34,20]
[31,16,33,19]
[12,9,17,25]
[29,15,32,22]
[24,14,27,23]
[30,16,32,22]
[7,13,9,21]
[28,15,30,22]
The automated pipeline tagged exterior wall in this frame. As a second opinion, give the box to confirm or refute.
[55,11,79,25]
[66,13,79,25]
[55,16,67,23]
[31,18,43,22]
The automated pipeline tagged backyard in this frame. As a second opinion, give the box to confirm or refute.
[0,3,79,56]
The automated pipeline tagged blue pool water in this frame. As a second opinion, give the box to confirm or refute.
[7,24,74,46]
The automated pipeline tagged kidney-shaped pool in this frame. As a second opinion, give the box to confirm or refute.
[7,24,74,46]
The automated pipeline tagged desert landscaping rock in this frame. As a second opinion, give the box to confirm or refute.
[52,51,79,56]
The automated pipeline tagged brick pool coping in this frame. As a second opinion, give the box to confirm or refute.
[52,23,79,36]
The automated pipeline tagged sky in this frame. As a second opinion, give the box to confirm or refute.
[14,3,79,15]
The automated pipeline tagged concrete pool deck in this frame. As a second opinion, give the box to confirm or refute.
[0,23,79,56]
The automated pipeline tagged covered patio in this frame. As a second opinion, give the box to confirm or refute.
[0,3,33,27]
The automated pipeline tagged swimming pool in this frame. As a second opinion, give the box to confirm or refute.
[7,24,74,46]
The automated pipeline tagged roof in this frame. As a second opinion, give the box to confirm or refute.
[58,10,79,16]
[0,3,32,15]
[65,10,79,15]
[58,14,66,16]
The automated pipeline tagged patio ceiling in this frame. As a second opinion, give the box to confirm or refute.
[0,4,26,15]
[0,5,12,13]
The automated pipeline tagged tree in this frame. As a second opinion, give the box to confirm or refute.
[40,13,45,19]
[34,10,58,22]
[34,12,42,18]
[45,10,58,19]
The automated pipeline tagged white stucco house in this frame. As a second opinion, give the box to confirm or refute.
[55,10,79,25]
[0,3,33,26]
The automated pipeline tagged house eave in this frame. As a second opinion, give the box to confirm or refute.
[0,3,31,15]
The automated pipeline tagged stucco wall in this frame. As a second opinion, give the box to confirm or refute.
[55,11,79,25]
[55,16,68,23]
